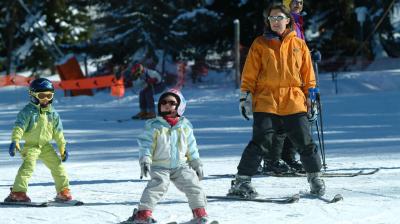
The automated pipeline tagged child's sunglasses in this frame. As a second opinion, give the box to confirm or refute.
[31,91,54,100]
[160,100,178,106]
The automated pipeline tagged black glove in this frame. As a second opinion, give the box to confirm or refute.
[239,91,252,120]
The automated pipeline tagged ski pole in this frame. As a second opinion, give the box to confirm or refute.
[316,89,327,170]
[309,88,327,171]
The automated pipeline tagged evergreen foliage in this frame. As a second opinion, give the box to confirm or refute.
[0,0,398,73]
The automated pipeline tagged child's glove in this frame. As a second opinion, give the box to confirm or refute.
[9,141,20,157]
[59,146,68,162]
[140,156,152,179]
[189,159,204,180]
[239,91,252,120]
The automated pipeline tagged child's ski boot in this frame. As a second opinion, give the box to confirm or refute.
[4,188,31,202]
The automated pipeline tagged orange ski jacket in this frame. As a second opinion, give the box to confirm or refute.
[240,30,316,116]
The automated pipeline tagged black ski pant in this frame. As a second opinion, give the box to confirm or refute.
[263,131,297,162]
[237,112,322,176]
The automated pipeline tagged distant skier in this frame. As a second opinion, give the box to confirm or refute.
[129,64,166,120]
[230,4,325,198]
[4,78,72,203]
[127,89,209,224]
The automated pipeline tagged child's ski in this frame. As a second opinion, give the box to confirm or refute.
[166,221,219,224]
[0,201,48,207]
[47,199,84,206]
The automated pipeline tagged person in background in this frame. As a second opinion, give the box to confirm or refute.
[289,0,305,39]
[262,0,307,175]
[127,89,209,224]
[229,4,325,198]
[190,59,208,84]
[130,64,166,120]
[4,78,72,203]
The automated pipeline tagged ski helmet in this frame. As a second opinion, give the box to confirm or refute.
[158,89,186,116]
[29,78,54,93]
[131,64,144,80]
[29,78,55,106]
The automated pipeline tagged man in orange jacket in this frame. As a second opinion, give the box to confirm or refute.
[229,4,325,198]
[262,0,307,175]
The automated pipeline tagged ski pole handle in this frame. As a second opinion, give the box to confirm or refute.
[308,88,316,102]
[309,87,320,101]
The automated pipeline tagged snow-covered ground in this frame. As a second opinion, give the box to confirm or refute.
[1,70,400,224]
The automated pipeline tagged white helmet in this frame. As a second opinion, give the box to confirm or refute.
[157,88,186,116]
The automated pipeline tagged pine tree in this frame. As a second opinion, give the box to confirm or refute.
[0,0,92,74]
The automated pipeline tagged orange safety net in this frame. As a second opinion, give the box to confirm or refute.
[0,74,125,97]
[56,55,93,96]
[0,74,33,87]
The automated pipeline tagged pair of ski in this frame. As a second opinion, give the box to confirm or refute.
[209,168,379,179]
[207,191,343,204]
[0,199,84,207]
[119,219,218,224]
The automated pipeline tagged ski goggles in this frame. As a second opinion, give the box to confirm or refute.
[31,91,54,100]
[292,0,303,5]
[267,16,289,22]
[160,100,178,106]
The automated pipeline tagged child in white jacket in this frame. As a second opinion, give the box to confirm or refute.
[130,89,208,224]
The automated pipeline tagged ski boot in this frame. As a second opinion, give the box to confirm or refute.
[4,188,31,202]
[284,159,305,173]
[307,172,326,196]
[262,159,291,174]
[228,175,258,199]
[191,207,208,224]
[132,111,147,120]
[56,188,72,201]
[127,208,157,224]
[140,112,156,120]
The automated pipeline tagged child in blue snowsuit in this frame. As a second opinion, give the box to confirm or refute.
[128,89,208,224]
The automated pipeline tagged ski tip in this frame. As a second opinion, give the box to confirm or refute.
[75,201,84,206]
[290,194,300,203]
[330,194,344,203]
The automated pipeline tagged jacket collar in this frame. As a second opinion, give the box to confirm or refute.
[29,102,52,113]
[264,28,296,41]
[155,116,184,128]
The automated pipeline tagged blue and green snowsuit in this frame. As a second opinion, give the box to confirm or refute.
[11,103,69,193]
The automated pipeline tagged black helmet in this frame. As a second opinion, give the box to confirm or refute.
[29,78,54,93]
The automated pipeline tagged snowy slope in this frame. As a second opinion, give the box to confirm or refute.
[1,71,400,224]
